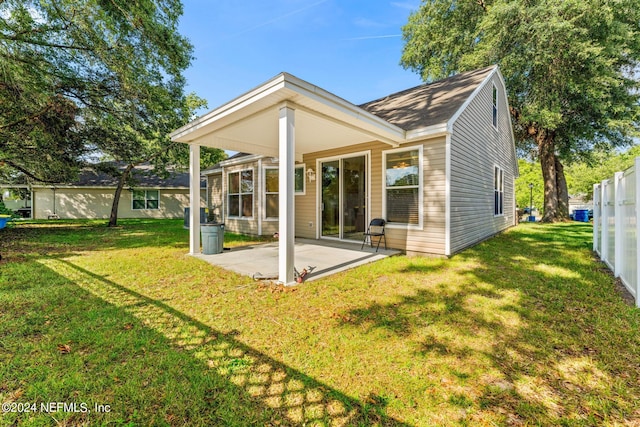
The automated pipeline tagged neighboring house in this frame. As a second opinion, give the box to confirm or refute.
[21,164,206,219]
[172,65,518,283]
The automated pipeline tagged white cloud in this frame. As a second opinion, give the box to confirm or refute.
[390,1,420,11]
[353,17,386,28]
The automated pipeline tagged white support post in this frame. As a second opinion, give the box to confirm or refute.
[593,183,600,253]
[635,158,640,307]
[600,179,609,264]
[278,104,296,285]
[189,144,201,255]
[614,171,623,277]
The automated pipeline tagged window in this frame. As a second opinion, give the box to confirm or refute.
[263,165,305,219]
[384,148,422,226]
[294,165,305,194]
[494,166,504,216]
[228,170,253,218]
[264,168,279,218]
[492,84,498,128]
[132,190,159,210]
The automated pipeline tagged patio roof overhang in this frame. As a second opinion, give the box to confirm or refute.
[171,73,409,286]
[170,72,407,159]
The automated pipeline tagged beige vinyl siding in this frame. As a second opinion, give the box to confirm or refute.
[299,138,446,255]
[32,187,204,219]
[449,74,516,254]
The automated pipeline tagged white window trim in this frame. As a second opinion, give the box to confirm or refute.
[492,83,498,129]
[131,189,160,210]
[261,164,305,222]
[227,167,255,220]
[382,145,424,230]
[315,150,371,240]
[295,164,306,196]
[494,165,504,217]
[263,166,279,221]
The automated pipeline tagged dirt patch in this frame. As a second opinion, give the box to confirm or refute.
[614,277,636,307]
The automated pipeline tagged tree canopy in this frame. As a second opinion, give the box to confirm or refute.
[401,0,640,221]
[1,0,226,225]
[0,0,212,183]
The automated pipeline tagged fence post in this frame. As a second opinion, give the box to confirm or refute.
[593,183,600,253]
[614,172,623,277]
[600,179,609,263]
[636,158,640,308]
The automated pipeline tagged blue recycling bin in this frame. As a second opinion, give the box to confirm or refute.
[0,215,11,229]
[574,209,589,222]
[201,223,225,255]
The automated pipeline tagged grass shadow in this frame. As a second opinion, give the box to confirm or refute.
[16,256,410,426]
[333,222,640,425]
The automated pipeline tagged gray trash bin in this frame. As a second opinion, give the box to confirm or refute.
[201,223,224,255]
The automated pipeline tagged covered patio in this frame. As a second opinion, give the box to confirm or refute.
[170,72,408,285]
[194,238,400,283]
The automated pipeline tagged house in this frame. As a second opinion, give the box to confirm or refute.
[171,65,518,284]
[13,164,207,219]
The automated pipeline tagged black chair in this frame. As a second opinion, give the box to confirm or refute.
[361,218,387,252]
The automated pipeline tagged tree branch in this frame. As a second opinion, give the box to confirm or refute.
[0,159,65,184]
[0,32,97,51]
[0,105,53,131]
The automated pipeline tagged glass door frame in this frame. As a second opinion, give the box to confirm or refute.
[316,150,371,242]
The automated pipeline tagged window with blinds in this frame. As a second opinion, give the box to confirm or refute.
[384,148,421,225]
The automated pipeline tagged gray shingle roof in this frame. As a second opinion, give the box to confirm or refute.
[72,164,206,188]
[360,66,496,131]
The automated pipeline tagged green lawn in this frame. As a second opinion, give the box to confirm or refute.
[1,219,639,426]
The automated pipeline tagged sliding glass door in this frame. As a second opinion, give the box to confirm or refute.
[321,155,367,241]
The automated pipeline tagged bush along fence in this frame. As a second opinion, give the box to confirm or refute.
[593,157,640,308]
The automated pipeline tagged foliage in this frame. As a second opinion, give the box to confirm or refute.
[400,0,640,221]
[515,159,544,211]
[567,145,640,199]
[0,200,16,217]
[0,0,214,185]
[2,219,639,425]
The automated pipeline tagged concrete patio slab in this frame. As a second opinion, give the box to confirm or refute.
[193,238,401,283]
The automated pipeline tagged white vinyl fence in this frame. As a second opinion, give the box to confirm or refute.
[593,157,640,307]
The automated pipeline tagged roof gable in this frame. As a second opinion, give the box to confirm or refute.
[360,66,496,131]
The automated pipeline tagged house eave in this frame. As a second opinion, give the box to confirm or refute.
[170,72,407,153]
[405,123,450,141]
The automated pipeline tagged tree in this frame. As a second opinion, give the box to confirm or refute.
[0,0,197,192]
[401,0,640,222]
[566,145,640,200]
[515,159,544,212]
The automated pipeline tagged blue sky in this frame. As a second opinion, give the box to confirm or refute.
[179,0,423,113]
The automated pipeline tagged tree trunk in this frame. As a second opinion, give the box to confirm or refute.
[555,157,570,220]
[108,164,134,227]
[537,130,559,222]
